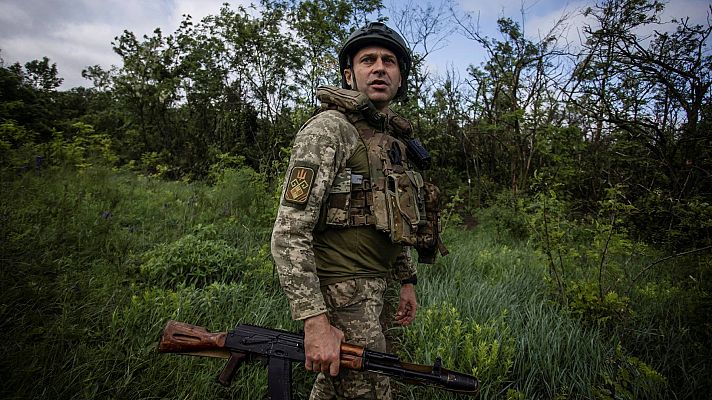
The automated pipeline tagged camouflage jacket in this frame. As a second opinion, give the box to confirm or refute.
[271,109,417,321]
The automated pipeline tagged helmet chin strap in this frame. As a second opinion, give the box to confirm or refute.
[346,57,358,92]
[351,77,359,92]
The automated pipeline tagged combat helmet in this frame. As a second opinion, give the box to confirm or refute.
[338,22,411,100]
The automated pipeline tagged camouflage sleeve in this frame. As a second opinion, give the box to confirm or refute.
[394,246,417,281]
[271,111,359,320]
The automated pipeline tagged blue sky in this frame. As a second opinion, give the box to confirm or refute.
[0,0,709,88]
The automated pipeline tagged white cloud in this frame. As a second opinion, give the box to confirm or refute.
[0,0,708,89]
[448,0,710,66]
[0,0,251,88]
[518,0,593,51]
[0,2,32,26]
[171,0,237,24]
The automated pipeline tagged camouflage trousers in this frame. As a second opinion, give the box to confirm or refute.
[309,277,392,400]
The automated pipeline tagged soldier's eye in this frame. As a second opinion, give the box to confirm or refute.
[361,56,375,63]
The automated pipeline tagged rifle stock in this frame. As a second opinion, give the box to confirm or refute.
[158,320,478,398]
[158,320,231,358]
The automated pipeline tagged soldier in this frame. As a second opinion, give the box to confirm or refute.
[271,22,445,399]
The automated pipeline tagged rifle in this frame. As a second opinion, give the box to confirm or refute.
[158,320,479,399]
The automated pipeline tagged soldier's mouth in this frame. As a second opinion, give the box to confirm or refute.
[369,79,389,89]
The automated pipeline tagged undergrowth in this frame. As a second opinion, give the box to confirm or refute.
[1,163,708,399]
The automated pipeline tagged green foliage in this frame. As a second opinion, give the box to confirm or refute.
[137,150,174,178]
[23,56,63,91]
[208,166,276,228]
[48,122,119,168]
[1,0,710,398]
[565,280,631,329]
[0,163,295,399]
[207,152,247,182]
[139,229,246,289]
[401,303,515,390]
[0,119,36,167]
[2,163,709,399]
[400,224,620,399]
[632,192,712,250]
[594,345,667,400]
[476,192,530,240]
[441,187,464,231]
[525,181,643,312]
[521,182,709,397]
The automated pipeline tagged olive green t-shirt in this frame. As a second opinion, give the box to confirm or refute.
[313,138,402,285]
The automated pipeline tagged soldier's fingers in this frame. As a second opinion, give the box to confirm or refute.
[328,361,340,376]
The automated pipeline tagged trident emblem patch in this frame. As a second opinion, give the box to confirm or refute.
[284,165,316,205]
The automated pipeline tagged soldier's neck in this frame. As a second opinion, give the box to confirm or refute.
[372,100,390,113]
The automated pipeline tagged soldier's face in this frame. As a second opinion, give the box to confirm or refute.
[344,46,401,110]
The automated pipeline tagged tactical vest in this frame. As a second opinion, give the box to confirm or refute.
[315,86,448,264]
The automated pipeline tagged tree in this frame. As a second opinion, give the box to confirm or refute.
[455,14,564,194]
[278,0,384,108]
[571,0,712,246]
[24,57,63,91]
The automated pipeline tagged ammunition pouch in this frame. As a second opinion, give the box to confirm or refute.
[385,171,424,245]
[324,169,447,264]
[323,168,377,227]
[415,182,449,263]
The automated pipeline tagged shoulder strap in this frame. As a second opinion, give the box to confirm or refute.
[316,86,370,113]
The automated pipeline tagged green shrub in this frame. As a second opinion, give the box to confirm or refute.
[565,280,631,329]
[0,119,38,167]
[594,344,667,400]
[400,303,515,395]
[139,230,246,289]
[475,192,530,240]
[139,150,174,178]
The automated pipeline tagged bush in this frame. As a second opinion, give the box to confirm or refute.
[0,119,38,168]
[565,280,631,329]
[594,344,667,400]
[139,229,246,289]
[208,166,275,227]
[403,303,514,387]
[476,192,530,240]
[400,303,515,396]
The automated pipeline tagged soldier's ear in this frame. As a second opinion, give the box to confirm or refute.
[344,69,353,88]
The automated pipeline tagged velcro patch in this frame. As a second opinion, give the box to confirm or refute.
[284,164,317,206]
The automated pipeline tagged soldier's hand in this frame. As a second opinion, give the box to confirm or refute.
[395,283,417,326]
[304,313,344,376]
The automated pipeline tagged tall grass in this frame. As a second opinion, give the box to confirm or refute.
[1,165,705,399]
[395,225,619,399]
[0,165,297,399]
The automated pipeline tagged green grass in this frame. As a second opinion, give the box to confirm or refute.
[0,165,290,399]
[1,164,708,399]
[395,228,618,399]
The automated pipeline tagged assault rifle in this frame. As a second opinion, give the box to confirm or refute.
[158,320,479,399]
